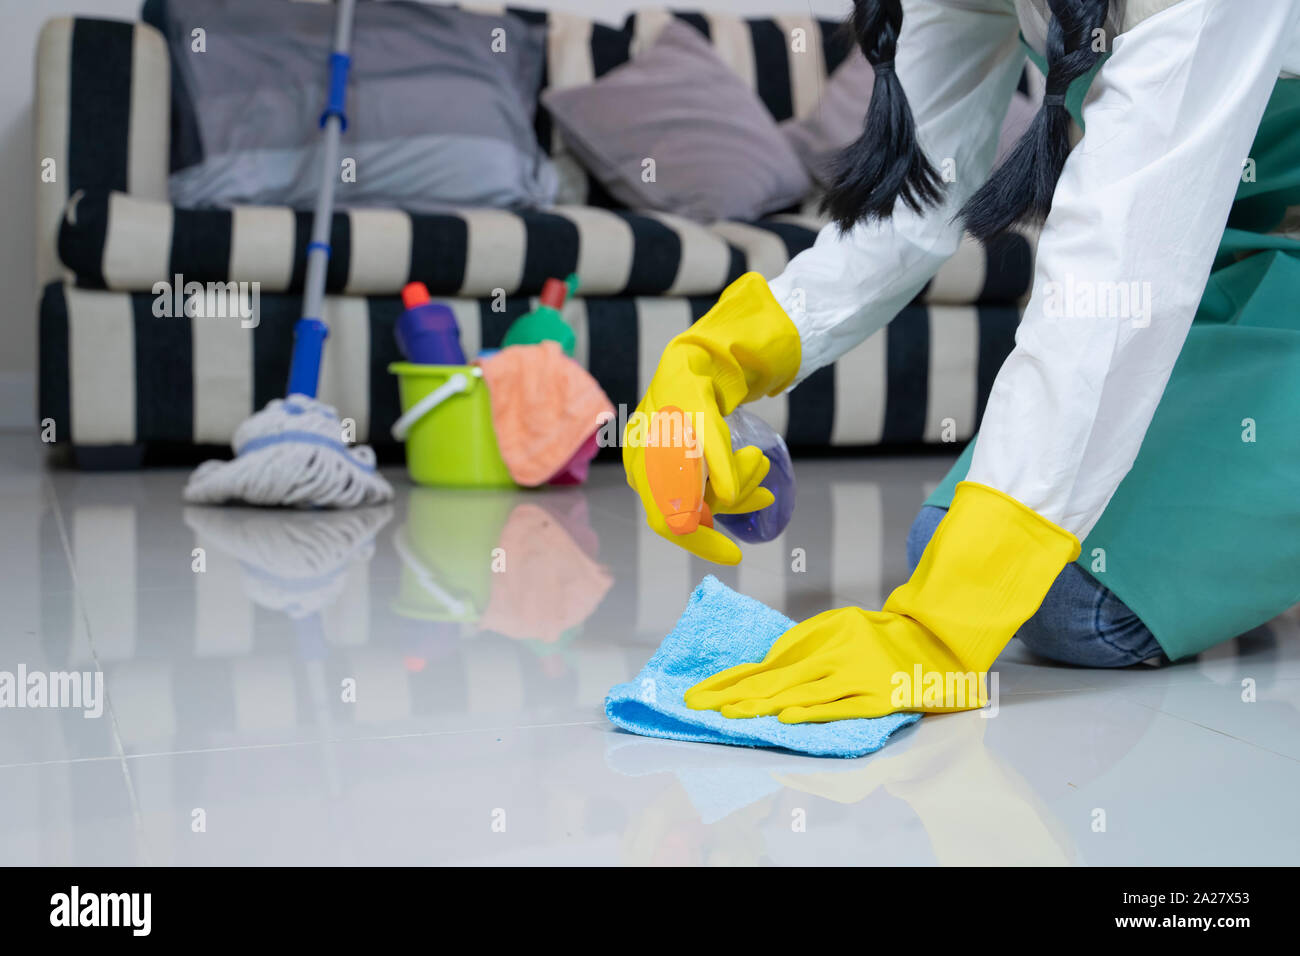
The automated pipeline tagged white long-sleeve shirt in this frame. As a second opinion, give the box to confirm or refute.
[769,0,1300,539]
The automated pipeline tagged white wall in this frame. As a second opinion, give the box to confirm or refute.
[0,0,849,428]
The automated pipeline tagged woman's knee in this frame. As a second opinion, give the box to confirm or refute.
[906,505,948,573]
[1016,570,1162,668]
[904,504,1161,668]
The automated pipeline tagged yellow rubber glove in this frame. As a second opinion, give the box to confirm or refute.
[685,481,1081,719]
[623,272,801,565]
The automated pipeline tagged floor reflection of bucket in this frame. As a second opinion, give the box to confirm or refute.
[392,486,518,621]
[392,487,612,646]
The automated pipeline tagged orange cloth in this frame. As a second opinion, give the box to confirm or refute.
[477,342,615,487]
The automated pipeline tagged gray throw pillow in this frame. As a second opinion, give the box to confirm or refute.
[541,19,811,222]
[159,0,557,211]
[780,50,876,188]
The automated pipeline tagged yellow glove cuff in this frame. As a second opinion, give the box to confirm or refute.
[883,481,1082,673]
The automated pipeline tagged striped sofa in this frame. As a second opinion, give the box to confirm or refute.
[34,4,1034,467]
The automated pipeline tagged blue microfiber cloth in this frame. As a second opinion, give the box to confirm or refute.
[606,576,920,758]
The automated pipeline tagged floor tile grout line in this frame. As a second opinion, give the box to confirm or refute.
[45,470,156,863]
[1116,692,1300,764]
[995,685,1105,698]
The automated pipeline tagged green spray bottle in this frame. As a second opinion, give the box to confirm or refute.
[501,273,579,356]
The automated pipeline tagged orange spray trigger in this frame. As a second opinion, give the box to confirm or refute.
[644,405,708,536]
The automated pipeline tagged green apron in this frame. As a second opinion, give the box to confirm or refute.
[925,78,1300,660]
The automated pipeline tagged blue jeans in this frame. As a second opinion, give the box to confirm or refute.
[906,506,1164,668]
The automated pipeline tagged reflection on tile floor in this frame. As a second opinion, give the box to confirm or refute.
[1,433,1296,865]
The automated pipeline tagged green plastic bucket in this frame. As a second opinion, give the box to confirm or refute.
[389,362,515,488]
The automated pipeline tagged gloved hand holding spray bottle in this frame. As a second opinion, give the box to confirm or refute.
[623,273,802,565]
[643,404,795,544]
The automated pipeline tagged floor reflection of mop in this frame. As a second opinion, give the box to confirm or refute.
[184,505,393,860]
[184,507,393,622]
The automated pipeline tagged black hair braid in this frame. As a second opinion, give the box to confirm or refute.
[820,0,944,231]
[959,0,1112,241]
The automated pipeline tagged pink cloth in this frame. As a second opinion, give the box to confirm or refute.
[477,342,614,487]
[548,431,600,485]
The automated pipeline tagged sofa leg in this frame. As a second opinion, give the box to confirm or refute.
[72,443,147,471]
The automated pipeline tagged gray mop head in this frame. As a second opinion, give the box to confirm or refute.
[184,395,394,508]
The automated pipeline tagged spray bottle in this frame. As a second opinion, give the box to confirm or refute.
[501,273,579,356]
[644,406,795,544]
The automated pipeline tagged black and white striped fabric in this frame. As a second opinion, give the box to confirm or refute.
[58,189,1035,304]
[34,16,170,290]
[40,280,1021,452]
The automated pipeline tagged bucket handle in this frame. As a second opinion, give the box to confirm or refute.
[390,367,483,442]
[393,527,472,619]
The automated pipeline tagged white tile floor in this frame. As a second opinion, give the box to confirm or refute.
[1,431,1297,865]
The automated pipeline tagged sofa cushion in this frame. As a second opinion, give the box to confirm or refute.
[781,49,876,186]
[39,280,1022,452]
[542,19,811,222]
[783,49,1044,186]
[33,17,171,288]
[712,212,1036,306]
[58,189,1034,304]
[58,190,748,298]
[149,0,557,212]
[541,7,852,206]
[523,8,636,207]
[623,9,854,123]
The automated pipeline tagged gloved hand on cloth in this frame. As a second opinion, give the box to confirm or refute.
[686,481,1081,720]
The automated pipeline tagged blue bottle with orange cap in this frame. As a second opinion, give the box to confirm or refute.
[395,281,466,365]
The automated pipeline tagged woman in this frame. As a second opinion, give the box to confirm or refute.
[623,0,1300,720]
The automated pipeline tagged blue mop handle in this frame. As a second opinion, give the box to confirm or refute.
[288,315,329,397]
[321,52,351,130]
[287,0,355,399]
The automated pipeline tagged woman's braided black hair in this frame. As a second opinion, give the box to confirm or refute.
[821,0,1112,242]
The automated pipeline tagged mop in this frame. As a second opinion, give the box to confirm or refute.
[184,0,392,509]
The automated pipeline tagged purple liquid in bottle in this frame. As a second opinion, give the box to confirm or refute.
[714,407,795,544]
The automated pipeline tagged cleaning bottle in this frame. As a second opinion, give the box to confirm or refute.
[644,406,794,544]
[501,273,579,357]
[395,281,466,365]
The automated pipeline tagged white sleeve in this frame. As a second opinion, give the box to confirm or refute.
[967,0,1300,539]
[767,0,1025,383]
